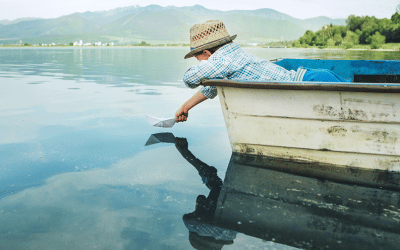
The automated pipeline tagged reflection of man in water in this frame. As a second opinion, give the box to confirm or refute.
[174,138,237,250]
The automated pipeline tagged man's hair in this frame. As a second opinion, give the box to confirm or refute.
[192,41,232,57]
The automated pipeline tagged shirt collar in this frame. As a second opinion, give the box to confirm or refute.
[211,43,240,59]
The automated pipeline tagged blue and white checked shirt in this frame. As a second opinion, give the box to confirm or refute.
[183,43,297,99]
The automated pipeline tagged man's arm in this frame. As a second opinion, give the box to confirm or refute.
[175,90,208,122]
[183,54,230,89]
[177,52,228,123]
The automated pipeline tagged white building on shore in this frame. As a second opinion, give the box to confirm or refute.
[73,40,83,46]
[70,40,114,46]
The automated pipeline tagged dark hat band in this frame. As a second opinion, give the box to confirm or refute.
[190,35,231,51]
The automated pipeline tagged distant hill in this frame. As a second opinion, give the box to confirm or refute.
[0,5,346,45]
[0,17,42,26]
[298,16,346,31]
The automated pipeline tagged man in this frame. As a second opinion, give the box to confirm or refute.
[175,20,347,123]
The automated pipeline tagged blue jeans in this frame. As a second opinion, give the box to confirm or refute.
[303,68,349,82]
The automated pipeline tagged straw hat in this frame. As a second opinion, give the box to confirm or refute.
[184,20,237,59]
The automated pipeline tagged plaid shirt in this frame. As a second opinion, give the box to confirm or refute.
[183,43,297,99]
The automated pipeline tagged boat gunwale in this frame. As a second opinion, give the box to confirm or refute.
[202,79,400,93]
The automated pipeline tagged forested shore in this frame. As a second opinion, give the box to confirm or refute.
[293,9,400,49]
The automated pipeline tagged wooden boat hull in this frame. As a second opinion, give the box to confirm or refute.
[211,83,400,172]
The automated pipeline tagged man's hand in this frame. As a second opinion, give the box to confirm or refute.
[174,90,208,123]
[175,105,188,123]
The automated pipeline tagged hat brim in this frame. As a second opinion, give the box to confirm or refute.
[184,34,237,59]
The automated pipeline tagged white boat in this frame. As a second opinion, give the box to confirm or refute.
[203,59,400,172]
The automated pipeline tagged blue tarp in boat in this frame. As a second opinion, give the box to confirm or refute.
[274,59,400,83]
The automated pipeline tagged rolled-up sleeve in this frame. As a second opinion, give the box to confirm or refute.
[183,58,230,99]
[183,65,203,89]
[200,86,217,99]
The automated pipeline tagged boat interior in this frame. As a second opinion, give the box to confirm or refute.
[273,59,400,83]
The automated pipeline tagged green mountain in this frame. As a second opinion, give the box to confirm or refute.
[298,16,346,31]
[0,17,42,26]
[0,5,346,45]
[101,9,195,42]
[0,14,101,38]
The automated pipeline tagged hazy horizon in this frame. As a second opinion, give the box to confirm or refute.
[1,1,399,21]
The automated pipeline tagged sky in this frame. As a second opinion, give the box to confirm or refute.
[1,0,399,21]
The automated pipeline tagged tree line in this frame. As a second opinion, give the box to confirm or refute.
[293,7,400,49]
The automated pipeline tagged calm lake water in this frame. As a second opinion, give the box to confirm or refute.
[0,47,399,249]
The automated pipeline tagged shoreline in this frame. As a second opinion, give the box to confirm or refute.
[0,45,399,52]
[286,47,399,52]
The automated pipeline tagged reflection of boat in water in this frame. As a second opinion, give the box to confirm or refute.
[203,59,400,172]
[145,133,400,249]
[214,153,400,249]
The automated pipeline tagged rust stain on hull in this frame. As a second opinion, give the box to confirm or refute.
[314,105,371,121]
[220,88,229,111]
[327,126,347,136]
[313,97,396,122]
